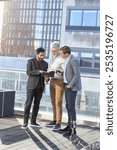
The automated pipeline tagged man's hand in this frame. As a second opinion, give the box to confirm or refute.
[44,75,50,82]
[66,84,71,88]
[39,70,44,74]
[56,72,63,77]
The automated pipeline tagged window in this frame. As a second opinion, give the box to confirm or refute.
[83,11,97,26]
[36,17,43,24]
[34,40,41,49]
[49,0,52,9]
[67,9,100,31]
[70,10,82,26]
[70,48,100,74]
[35,25,42,39]
[80,53,93,67]
[97,11,100,26]
[94,53,100,68]
[37,0,44,9]
[24,1,26,8]
[53,1,55,9]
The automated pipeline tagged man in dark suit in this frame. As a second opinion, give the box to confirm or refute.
[60,46,81,137]
[21,47,48,129]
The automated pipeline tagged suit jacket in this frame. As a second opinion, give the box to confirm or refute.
[26,58,48,90]
[65,55,81,91]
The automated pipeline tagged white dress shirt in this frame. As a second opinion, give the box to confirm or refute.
[48,54,64,71]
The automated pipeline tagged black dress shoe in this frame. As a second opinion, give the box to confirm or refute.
[45,121,56,127]
[21,123,28,129]
[63,130,71,137]
[60,125,71,132]
[63,129,76,137]
[30,122,40,127]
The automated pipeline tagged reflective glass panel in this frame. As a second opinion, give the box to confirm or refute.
[80,53,93,67]
[94,53,100,68]
[70,10,82,26]
[97,11,100,26]
[83,11,97,26]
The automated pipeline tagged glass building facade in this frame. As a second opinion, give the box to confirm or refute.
[1,0,63,57]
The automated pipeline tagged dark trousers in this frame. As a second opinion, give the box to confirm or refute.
[24,88,43,124]
[65,88,77,124]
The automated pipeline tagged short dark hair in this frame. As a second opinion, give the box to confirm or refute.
[36,47,45,54]
[60,46,71,54]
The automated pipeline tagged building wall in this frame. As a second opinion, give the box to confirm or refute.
[60,0,100,49]
[60,0,100,74]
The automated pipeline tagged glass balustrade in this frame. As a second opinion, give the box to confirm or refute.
[0,69,100,123]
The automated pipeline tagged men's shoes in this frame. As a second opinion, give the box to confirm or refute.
[63,129,76,137]
[52,123,61,131]
[30,122,40,127]
[21,123,28,129]
[45,121,56,127]
[59,125,71,132]
[63,130,71,137]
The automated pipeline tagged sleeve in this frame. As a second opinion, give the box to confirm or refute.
[68,59,81,87]
[44,61,48,71]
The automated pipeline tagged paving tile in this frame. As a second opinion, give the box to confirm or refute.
[0,116,100,150]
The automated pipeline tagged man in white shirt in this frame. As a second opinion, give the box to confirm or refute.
[46,42,64,130]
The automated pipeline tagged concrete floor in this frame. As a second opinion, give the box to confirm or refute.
[0,115,100,150]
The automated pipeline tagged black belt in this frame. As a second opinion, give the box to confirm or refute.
[64,83,69,86]
[51,77,63,80]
